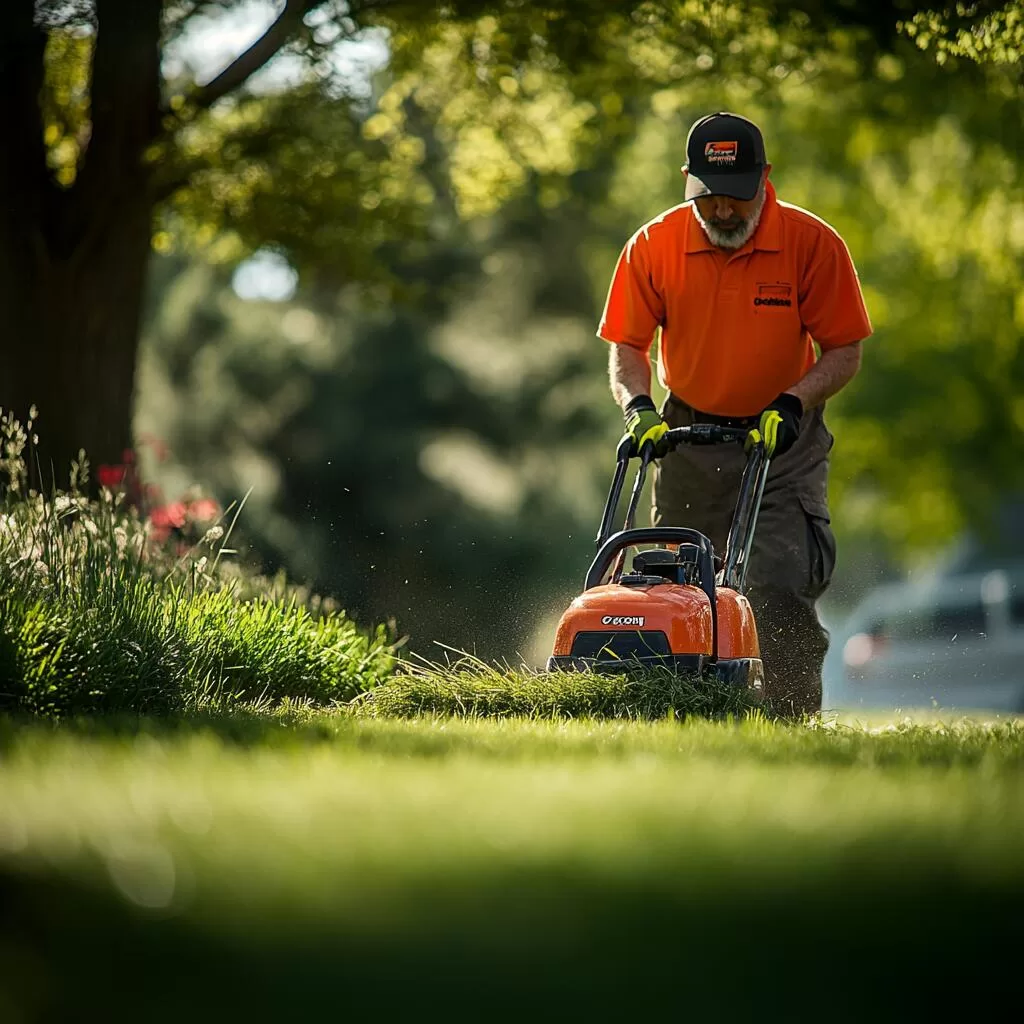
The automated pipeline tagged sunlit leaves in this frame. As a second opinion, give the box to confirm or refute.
[368,19,601,218]
[367,2,818,221]
[40,28,92,187]
[902,1,1024,68]
[158,86,433,287]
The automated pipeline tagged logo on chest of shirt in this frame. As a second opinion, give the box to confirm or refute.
[753,283,793,308]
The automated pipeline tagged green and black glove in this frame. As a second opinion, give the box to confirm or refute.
[747,393,803,457]
[623,395,668,457]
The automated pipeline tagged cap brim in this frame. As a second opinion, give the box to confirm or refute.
[684,169,761,203]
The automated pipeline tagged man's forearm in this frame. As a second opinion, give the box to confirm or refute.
[788,341,862,410]
[608,343,653,412]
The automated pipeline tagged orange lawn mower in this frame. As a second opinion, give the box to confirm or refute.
[548,424,770,700]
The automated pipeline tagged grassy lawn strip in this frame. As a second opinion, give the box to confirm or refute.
[353,660,758,719]
[1,714,1022,1017]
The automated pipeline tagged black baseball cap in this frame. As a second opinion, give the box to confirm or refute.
[683,112,767,202]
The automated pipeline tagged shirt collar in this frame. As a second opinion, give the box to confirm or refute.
[685,179,781,254]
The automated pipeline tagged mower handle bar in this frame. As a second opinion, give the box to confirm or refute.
[600,423,755,552]
[662,423,750,449]
[614,423,750,463]
[595,422,770,593]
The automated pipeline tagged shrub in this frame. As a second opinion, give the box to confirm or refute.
[0,409,395,715]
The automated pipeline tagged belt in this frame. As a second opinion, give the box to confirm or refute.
[668,394,758,429]
[691,409,758,429]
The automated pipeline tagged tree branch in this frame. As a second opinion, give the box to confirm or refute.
[188,0,323,112]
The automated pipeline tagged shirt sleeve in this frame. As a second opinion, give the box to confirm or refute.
[597,228,664,352]
[799,228,873,351]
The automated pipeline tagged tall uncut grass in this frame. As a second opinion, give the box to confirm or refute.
[354,652,759,720]
[0,409,395,715]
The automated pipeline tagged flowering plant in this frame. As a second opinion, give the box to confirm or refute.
[1,408,230,596]
[96,439,223,549]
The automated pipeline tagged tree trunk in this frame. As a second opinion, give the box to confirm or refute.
[0,195,154,485]
[0,0,162,484]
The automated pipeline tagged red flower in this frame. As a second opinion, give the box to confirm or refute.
[188,498,220,522]
[150,502,188,530]
[97,464,128,488]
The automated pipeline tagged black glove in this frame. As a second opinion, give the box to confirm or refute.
[748,393,803,457]
[622,395,668,456]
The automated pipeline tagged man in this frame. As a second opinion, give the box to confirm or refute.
[598,111,871,716]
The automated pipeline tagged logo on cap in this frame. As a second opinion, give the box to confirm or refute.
[704,140,738,165]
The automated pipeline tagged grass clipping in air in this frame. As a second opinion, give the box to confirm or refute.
[353,653,758,721]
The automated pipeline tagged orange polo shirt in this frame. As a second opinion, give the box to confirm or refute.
[598,181,872,417]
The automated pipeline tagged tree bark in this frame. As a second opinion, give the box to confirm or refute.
[0,196,156,486]
[0,0,339,484]
[0,0,162,484]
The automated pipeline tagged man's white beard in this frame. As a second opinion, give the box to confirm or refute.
[693,186,767,250]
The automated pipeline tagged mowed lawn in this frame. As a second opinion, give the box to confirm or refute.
[2,712,1023,1021]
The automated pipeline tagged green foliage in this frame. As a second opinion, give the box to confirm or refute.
[0,585,394,715]
[0,587,186,716]
[0,410,395,715]
[371,1,819,221]
[39,25,92,187]
[157,86,435,284]
[902,1,1024,68]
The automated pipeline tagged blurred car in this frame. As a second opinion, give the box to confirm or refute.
[823,567,1024,713]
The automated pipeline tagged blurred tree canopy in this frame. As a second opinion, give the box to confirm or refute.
[0,0,665,476]
[3,0,1023,655]
[1,0,982,473]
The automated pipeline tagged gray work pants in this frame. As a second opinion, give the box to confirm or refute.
[654,394,837,716]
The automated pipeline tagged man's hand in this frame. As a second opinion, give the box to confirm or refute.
[747,393,803,457]
[623,395,668,456]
